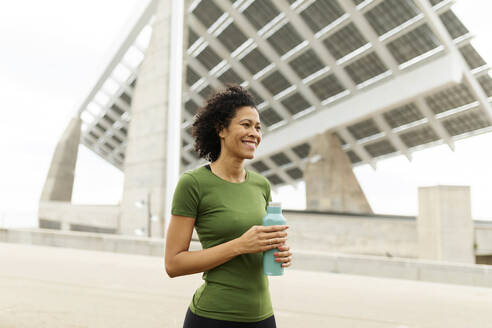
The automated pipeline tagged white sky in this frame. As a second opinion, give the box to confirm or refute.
[1,1,492,228]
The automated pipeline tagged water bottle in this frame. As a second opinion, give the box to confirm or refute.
[262,202,286,276]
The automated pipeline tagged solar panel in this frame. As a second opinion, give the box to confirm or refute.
[266,173,285,185]
[185,100,199,116]
[259,108,283,127]
[292,143,311,158]
[364,0,420,36]
[441,109,491,137]
[189,149,200,159]
[89,131,99,140]
[217,68,243,85]
[188,28,199,47]
[399,125,439,148]
[185,126,193,137]
[300,0,345,33]
[196,46,222,70]
[344,52,388,85]
[323,23,367,60]
[281,92,311,115]
[217,22,248,52]
[240,48,270,75]
[429,0,445,6]
[383,103,424,128]
[119,93,132,106]
[477,74,492,97]
[364,139,397,157]
[386,24,440,65]
[347,118,381,140]
[346,150,362,163]
[110,104,124,116]
[182,157,190,167]
[186,66,201,86]
[439,10,469,40]
[95,123,107,133]
[335,133,346,145]
[270,152,292,166]
[424,84,475,114]
[286,167,303,180]
[261,71,291,95]
[242,0,280,30]
[459,44,486,70]
[267,23,304,57]
[248,88,265,105]
[192,0,224,29]
[199,84,215,99]
[309,74,346,101]
[289,49,325,79]
[252,160,270,172]
[103,142,115,151]
[111,135,122,145]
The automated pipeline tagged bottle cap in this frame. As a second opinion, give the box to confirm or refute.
[268,202,282,208]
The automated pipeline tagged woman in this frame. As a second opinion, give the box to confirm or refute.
[165,85,292,328]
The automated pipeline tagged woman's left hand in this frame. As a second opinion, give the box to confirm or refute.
[274,245,292,268]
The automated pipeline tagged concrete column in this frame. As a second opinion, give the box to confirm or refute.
[418,186,474,264]
[120,0,186,237]
[40,117,82,202]
[305,131,372,214]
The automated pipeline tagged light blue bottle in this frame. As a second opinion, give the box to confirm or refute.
[262,202,286,276]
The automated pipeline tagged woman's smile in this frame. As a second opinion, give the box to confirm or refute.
[242,139,257,151]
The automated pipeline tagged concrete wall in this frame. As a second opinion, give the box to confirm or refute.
[475,221,492,256]
[35,206,492,259]
[418,186,474,263]
[38,201,120,233]
[283,210,418,258]
[1,228,490,288]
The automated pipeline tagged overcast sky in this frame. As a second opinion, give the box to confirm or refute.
[1,1,492,228]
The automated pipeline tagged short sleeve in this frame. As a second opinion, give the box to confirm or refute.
[265,178,272,206]
[171,173,200,219]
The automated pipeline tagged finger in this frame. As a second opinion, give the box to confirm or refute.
[274,250,291,257]
[275,256,292,263]
[269,237,287,245]
[262,237,286,246]
[264,231,288,239]
[269,243,284,251]
[281,262,291,268]
[276,245,290,252]
[262,225,289,232]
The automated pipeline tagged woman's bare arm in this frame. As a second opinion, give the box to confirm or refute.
[164,214,288,278]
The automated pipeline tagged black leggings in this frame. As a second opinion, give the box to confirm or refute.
[183,308,277,328]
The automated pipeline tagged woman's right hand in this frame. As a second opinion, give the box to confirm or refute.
[235,225,289,255]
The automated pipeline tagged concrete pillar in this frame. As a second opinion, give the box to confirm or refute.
[40,117,82,202]
[305,132,372,214]
[120,0,186,237]
[417,185,474,264]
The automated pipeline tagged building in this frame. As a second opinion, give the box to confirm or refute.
[39,0,492,251]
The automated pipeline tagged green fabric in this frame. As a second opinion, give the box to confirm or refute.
[171,166,273,322]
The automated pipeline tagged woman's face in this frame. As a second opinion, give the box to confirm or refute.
[218,106,262,160]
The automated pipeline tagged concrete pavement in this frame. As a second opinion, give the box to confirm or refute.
[0,242,491,328]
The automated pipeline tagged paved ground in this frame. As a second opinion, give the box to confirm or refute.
[0,242,491,328]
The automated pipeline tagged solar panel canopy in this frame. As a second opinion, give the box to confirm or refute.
[78,0,492,188]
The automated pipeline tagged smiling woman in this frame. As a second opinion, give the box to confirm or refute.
[165,85,292,328]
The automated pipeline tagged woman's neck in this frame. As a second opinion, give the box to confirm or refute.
[210,155,245,183]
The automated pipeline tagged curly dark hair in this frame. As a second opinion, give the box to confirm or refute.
[192,85,257,162]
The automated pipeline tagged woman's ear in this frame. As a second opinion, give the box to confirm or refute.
[216,124,225,139]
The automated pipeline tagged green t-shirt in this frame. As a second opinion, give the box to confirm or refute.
[171,165,273,322]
